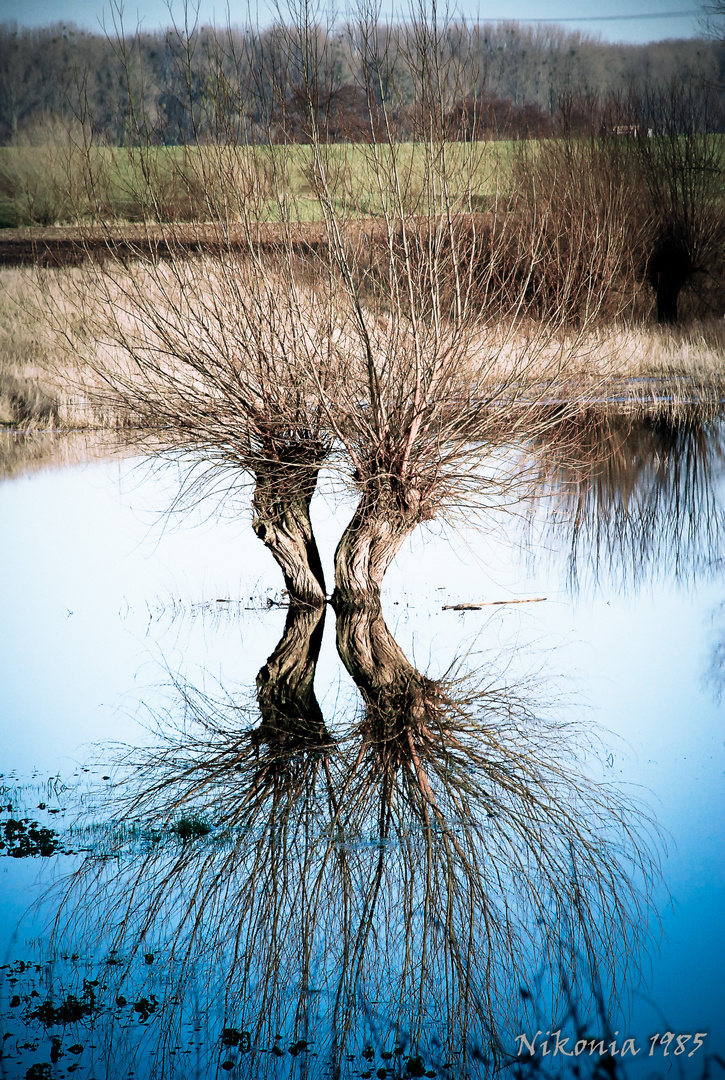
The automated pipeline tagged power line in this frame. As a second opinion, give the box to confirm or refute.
[507,9,698,20]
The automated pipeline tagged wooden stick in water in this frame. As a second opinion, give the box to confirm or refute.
[442,598,547,610]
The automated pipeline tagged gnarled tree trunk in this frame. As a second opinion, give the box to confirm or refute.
[252,445,327,608]
[254,603,329,751]
[332,483,426,609]
[334,599,443,767]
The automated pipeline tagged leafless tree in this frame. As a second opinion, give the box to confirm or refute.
[631,77,725,324]
[48,0,639,609]
[700,0,725,44]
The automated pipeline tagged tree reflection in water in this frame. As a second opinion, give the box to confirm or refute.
[31,601,662,1079]
[536,410,725,589]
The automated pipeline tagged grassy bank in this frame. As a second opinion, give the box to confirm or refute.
[2,137,722,230]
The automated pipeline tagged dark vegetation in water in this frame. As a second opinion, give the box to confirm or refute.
[171,816,212,840]
[13,966,715,1080]
[29,984,97,1026]
[0,817,58,857]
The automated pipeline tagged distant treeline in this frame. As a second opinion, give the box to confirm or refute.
[0,19,723,145]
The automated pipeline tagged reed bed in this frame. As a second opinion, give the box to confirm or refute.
[0,266,138,430]
[2,263,724,437]
[471,320,725,423]
[567,322,725,419]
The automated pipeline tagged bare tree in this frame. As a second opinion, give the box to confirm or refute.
[700,0,725,44]
[632,77,725,324]
[277,0,631,606]
[49,0,639,609]
[50,10,357,607]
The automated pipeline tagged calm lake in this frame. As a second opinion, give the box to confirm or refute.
[1,421,724,1080]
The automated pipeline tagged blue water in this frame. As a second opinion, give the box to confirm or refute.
[0,431,723,1079]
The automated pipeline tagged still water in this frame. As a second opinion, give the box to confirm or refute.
[0,423,723,1080]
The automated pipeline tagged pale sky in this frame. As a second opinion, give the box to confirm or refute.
[0,0,705,43]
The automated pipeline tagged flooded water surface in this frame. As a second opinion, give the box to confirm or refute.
[1,423,724,1080]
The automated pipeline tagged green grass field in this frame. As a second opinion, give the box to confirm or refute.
[0,140,522,228]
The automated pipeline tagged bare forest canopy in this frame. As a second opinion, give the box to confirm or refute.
[0,20,723,146]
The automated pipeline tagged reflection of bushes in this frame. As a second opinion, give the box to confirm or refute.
[535,407,725,588]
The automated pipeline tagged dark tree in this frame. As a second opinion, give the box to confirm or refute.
[634,78,725,323]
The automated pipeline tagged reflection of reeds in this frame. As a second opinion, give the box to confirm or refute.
[534,408,725,589]
[36,605,662,1078]
[0,428,132,480]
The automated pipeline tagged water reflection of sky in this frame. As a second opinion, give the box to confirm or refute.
[0,433,724,1078]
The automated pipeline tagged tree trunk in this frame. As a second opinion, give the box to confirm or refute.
[331,485,423,608]
[252,450,327,608]
[655,270,682,325]
[335,600,419,694]
[334,600,442,761]
[647,238,690,325]
[254,603,329,751]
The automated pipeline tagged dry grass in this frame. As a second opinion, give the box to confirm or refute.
[2,264,724,439]
[422,318,725,436]
[465,319,725,417]
[0,267,138,430]
[560,321,725,421]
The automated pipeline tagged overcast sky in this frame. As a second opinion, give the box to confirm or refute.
[0,0,706,44]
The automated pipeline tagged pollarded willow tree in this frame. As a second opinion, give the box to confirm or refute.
[52,0,638,607]
[632,77,725,324]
